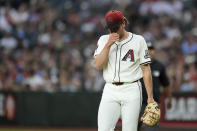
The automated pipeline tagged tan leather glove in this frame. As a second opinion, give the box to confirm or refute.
[141,102,160,126]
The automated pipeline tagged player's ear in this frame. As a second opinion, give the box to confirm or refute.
[122,21,126,28]
[124,17,129,26]
[108,29,112,33]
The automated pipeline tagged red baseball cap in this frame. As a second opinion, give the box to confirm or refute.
[105,10,124,29]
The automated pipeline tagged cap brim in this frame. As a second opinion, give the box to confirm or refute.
[105,24,121,33]
[105,23,121,29]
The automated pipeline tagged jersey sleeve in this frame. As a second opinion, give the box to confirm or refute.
[93,36,105,58]
[139,37,151,65]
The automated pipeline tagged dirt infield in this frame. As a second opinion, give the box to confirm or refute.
[0,126,197,131]
[0,129,98,131]
[0,129,97,131]
[0,130,95,131]
[0,127,97,131]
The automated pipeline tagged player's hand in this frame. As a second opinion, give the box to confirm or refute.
[147,97,155,104]
[107,33,119,46]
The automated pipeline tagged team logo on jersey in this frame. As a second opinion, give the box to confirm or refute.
[144,50,150,59]
[122,49,135,62]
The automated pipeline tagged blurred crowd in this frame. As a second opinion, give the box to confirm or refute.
[0,0,196,92]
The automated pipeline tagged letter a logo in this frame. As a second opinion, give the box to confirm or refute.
[122,50,134,62]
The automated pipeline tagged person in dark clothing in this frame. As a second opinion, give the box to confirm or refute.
[138,42,172,131]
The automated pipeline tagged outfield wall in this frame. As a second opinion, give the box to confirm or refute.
[0,91,197,128]
[0,91,101,127]
[160,92,197,128]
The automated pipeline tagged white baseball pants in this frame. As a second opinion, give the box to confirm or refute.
[98,81,142,131]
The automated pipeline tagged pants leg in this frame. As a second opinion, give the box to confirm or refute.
[98,85,121,131]
[121,84,142,131]
[138,103,147,131]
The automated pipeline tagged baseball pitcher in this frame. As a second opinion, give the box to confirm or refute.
[94,10,155,131]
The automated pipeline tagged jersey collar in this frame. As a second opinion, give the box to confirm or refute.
[116,32,132,45]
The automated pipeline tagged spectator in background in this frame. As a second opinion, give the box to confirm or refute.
[180,64,197,91]
[84,60,104,92]
[0,0,196,92]
[0,32,17,50]
[181,32,197,55]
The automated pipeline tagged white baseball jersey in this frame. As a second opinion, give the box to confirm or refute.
[94,32,151,83]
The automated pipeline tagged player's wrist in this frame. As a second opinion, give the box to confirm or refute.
[147,97,154,104]
[106,42,113,48]
[147,94,153,99]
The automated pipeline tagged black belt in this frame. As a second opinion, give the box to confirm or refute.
[112,80,138,86]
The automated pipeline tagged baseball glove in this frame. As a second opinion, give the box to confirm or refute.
[141,102,160,126]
